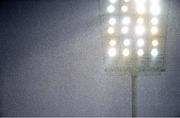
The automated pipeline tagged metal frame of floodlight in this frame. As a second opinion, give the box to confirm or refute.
[98,0,169,117]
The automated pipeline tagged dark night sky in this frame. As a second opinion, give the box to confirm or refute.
[0,0,180,117]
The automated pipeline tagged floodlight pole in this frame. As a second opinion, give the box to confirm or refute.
[131,72,138,117]
[130,54,138,117]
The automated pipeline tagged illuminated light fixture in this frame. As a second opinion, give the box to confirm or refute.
[107,5,115,13]
[135,25,145,36]
[109,40,117,47]
[108,47,117,57]
[122,17,131,25]
[109,17,116,25]
[135,0,146,3]
[152,39,159,47]
[123,39,131,46]
[137,49,144,56]
[109,0,118,4]
[151,17,159,25]
[137,38,145,47]
[123,48,130,57]
[150,5,160,15]
[136,4,146,15]
[151,48,159,57]
[124,0,130,2]
[137,17,144,24]
[150,0,160,4]
[121,26,129,34]
[108,27,115,34]
[121,5,128,12]
[151,26,158,35]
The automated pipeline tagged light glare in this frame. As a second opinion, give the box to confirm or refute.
[151,17,159,25]
[121,26,129,34]
[135,25,145,36]
[107,5,115,13]
[123,39,131,46]
[137,39,145,47]
[109,18,116,25]
[109,40,117,47]
[121,5,128,12]
[122,17,131,25]
[137,18,144,24]
[123,48,130,57]
[151,26,158,35]
[108,48,117,57]
[152,39,159,47]
[124,0,130,2]
[108,27,115,34]
[137,49,144,56]
[109,0,118,4]
[151,48,158,57]
[150,5,160,15]
[136,4,146,14]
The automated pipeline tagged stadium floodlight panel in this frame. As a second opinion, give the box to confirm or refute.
[107,5,115,13]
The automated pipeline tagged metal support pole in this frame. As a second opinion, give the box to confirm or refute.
[131,73,138,117]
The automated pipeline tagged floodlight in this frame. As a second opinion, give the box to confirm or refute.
[122,17,131,25]
[137,49,144,56]
[136,4,146,14]
[135,0,146,3]
[151,48,158,57]
[109,0,118,4]
[151,26,158,35]
[108,27,115,34]
[150,5,160,15]
[109,17,116,25]
[135,25,145,36]
[123,39,131,46]
[137,17,144,24]
[121,5,128,12]
[108,48,117,57]
[152,39,159,47]
[107,5,115,13]
[109,40,117,47]
[121,26,129,34]
[137,38,145,47]
[150,0,160,4]
[151,17,159,25]
[123,48,130,57]
[124,0,130,2]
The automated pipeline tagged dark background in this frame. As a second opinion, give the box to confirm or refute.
[0,0,180,117]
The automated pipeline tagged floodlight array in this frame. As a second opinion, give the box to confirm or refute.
[105,0,161,58]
